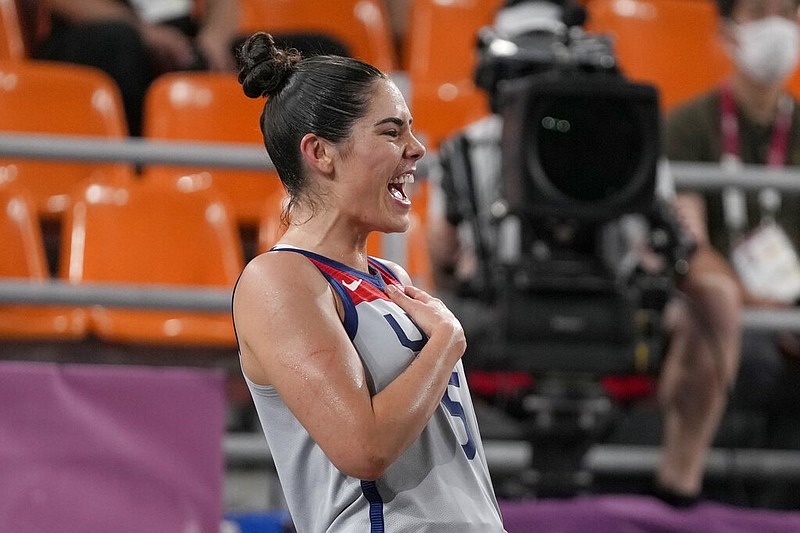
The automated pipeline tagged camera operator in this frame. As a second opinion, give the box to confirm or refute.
[427,0,742,506]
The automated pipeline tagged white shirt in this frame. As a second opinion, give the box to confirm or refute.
[127,0,192,23]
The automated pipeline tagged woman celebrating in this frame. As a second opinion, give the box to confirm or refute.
[231,33,505,532]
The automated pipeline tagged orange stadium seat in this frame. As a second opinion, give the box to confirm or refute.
[59,178,244,347]
[409,81,491,151]
[0,60,133,217]
[238,0,399,73]
[787,65,800,101]
[142,70,281,227]
[0,0,24,60]
[585,0,732,112]
[403,0,502,148]
[402,0,501,82]
[0,180,87,340]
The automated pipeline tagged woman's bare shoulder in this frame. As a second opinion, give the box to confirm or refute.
[234,250,327,311]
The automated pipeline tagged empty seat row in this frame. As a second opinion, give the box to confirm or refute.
[0,59,280,226]
[0,172,433,346]
[0,177,241,346]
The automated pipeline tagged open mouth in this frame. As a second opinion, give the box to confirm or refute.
[388,172,414,203]
[389,182,408,202]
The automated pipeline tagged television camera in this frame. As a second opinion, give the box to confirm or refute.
[446,3,697,497]
[462,15,695,378]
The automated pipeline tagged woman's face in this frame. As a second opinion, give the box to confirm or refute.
[331,78,426,234]
[720,0,800,86]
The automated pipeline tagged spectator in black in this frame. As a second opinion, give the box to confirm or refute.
[33,0,348,136]
[34,0,239,136]
[665,0,800,504]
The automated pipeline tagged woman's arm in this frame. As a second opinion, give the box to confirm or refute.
[47,0,137,23]
[234,252,465,480]
[195,0,238,71]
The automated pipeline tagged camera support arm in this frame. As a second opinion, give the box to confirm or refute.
[440,134,495,299]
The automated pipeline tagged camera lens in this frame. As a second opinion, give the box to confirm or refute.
[529,96,643,203]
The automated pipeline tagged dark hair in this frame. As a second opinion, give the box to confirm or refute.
[715,0,736,18]
[236,32,387,208]
[715,0,800,18]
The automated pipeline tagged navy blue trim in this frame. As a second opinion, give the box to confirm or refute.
[449,372,460,387]
[368,257,402,287]
[319,271,358,340]
[360,480,385,533]
[268,246,358,340]
[271,245,386,287]
[384,313,427,352]
[442,371,477,459]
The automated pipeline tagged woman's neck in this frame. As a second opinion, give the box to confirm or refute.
[731,73,785,125]
[280,210,371,272]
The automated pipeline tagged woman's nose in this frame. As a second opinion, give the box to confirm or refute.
[406,133,426,160]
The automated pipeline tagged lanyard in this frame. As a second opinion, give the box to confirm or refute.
[720,82,793,168]
[719,82,794,235]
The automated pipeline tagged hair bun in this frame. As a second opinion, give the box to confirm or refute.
[237,32,302,99]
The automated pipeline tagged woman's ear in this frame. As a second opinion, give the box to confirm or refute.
[300,133,335,176]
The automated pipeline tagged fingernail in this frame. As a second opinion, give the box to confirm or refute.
[386,284,398,294]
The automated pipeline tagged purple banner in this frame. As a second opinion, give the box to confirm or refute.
[500,495,800,532]
[0,361,226,533]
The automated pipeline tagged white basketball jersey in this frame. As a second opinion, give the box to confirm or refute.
[240,246,504,532]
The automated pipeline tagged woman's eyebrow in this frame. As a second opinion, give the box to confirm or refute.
[373,117,405,127]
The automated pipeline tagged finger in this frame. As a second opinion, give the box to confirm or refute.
[386,284,429,308]
[385,284,415,310]
[401,284,433,302]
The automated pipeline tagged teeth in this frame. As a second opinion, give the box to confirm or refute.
[390,172,415,185]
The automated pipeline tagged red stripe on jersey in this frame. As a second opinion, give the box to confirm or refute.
[305,257,402,306]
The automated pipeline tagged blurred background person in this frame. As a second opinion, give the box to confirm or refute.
[31,0,349,137]
[33,0,240,136]
[383,0,412,64]
[665,0,800,505]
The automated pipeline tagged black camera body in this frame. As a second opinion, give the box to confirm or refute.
[476,24,661,222]
[463,23,691,377]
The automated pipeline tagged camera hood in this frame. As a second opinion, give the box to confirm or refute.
[500,72,661,221]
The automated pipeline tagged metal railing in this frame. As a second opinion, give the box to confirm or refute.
[226,431,800,482]
[1,132,799,331]
[0,280,798,332]
[0,132,274,170]
[4,132,800,190]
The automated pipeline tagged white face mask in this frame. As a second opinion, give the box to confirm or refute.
[733,16,800,85]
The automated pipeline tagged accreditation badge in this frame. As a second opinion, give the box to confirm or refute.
[732,222,800,303]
